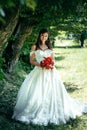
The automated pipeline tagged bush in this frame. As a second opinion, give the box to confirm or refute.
[0,57,4,80]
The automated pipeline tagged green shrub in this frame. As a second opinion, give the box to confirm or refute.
[0,57,4,80]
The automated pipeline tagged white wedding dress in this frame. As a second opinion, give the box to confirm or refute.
[12,49,87,125]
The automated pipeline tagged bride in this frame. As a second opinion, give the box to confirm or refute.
[12,28,87,126]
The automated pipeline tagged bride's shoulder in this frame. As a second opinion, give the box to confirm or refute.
[31,45,36,51]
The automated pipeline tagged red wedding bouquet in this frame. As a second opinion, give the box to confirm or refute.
[40,56,54,69]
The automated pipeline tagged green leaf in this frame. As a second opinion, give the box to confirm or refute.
[25,0,37,10]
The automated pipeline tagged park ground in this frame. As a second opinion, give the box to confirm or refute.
[0,40,87,130]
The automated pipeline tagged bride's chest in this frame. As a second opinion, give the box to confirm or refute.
[35,50,52,58]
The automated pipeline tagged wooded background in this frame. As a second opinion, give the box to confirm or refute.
[0,0,87,75]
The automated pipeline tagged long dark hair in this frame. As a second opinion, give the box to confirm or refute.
[35,29,52,50]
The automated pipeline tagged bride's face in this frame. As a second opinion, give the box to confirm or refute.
[40,33,48,43]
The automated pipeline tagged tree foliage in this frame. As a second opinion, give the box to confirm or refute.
[0,0,87,72]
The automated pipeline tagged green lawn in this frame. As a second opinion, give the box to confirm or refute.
[54,46,87,102]
[0,44,87,130]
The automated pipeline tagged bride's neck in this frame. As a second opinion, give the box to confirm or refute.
[41,42,45,45]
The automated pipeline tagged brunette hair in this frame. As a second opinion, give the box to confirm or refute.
[35,29,52,50]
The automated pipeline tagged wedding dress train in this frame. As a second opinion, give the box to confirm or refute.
[12,49,87,125]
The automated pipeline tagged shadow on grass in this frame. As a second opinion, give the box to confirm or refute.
[54,45,82,49]
[55,56,65,61]
[55,66,64,70]
[64,82,81,93]
[54,56,65,70]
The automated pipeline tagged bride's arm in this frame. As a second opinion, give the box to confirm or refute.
[51,51,55,59]
[30,45,40,67]
[51,52,55,64]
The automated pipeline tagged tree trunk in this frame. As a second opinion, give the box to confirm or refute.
[80,34,85,47]
[8,25,32,73]
[80,30,86,47]
[80,38,84,47]
[0,10,19,56]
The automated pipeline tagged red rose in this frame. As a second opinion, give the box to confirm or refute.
[40,60,45,67]
[40,56,54,69]
[44,60,49,64]
[46,64,50,69]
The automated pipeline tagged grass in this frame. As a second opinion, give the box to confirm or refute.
[0,41,87,130]
[54,44,87,102]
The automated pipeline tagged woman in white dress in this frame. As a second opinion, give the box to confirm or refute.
[12,29,87,126]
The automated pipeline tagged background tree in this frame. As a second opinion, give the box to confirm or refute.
[0,0,87,73]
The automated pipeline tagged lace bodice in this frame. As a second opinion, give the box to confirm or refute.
[30,49,53,63]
